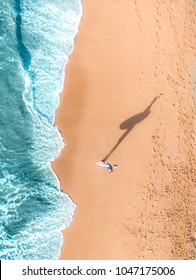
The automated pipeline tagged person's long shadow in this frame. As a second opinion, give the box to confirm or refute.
[102,97,157,162]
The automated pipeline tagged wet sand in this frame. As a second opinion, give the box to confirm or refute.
[52,0,196,259]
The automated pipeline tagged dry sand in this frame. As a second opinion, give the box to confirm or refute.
[52,0,196,259]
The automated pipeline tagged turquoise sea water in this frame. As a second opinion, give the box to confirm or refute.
[0,0,82,259]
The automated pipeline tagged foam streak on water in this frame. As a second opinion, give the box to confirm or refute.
[0,0,82,260]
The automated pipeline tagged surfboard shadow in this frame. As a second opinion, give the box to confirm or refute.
[102,97,157,162]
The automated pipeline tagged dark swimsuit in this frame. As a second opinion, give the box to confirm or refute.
[108,163,113,172]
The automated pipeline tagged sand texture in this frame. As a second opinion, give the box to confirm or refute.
[52,0,196,259]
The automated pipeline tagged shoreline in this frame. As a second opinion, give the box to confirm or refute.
[53,0,196,259]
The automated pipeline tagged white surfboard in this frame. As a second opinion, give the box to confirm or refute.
[96,161,108,168]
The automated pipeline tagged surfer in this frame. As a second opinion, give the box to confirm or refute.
[96,161,118,173]
[106,162,118,173]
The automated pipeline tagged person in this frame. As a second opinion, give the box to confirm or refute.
[106,162,118,173]
[96,161,118,173]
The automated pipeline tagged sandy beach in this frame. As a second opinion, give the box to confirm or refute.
[52,0,196,259]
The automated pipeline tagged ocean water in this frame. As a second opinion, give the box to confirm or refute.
[0,0,82,259]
